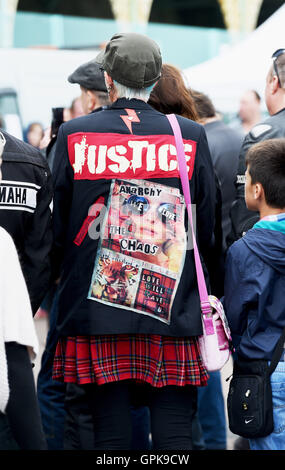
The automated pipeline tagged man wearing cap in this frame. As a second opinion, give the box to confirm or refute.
[68,58,109,114]
[51,33,216,450]
[229,49,285,245]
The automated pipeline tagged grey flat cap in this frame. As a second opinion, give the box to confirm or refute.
[68,58,107,92]
[96,33,162,89]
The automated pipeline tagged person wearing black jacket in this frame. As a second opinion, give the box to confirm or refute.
[0,131,47,450]
[228,49,285,245]
[191,90,243,253]
[0,130,53,313]
[51,33,216,450]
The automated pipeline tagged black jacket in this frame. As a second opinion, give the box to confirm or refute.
[204,120,243,250]
[228,107,285,245]
[52,98,216,337]
[0,131,53,313]
[203,120,243,298]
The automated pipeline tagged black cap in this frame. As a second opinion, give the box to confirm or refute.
[68,58,107,92]
[96,33,162,89]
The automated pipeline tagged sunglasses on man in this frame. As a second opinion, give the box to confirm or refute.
[272,49,285,87]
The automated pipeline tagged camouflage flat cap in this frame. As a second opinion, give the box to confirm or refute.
[68,58,107,92]
[96,33,162,89]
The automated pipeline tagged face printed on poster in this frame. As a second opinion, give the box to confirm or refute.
[88,179,186,324]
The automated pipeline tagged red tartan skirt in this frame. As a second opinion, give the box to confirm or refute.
[52,334,209,388]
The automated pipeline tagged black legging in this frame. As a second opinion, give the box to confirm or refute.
[84,380,197,450]
[0,342,47,450]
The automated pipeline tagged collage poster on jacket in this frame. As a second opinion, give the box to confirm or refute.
[88,178,186,324]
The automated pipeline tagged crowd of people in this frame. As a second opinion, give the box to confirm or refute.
[0,33,284,452]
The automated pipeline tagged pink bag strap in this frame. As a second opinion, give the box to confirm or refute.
[166,114,212,316]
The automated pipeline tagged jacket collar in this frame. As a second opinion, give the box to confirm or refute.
[108,98,155,111]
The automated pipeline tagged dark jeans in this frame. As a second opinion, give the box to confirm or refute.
[84,381,197,450]
[197,371,226,449]
[0,342,47,450]
[131,405,151,450]
[37,287,66,450]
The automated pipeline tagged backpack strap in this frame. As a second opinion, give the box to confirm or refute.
[166,113,212,318]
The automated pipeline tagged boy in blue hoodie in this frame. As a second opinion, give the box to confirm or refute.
[224,138,285,450]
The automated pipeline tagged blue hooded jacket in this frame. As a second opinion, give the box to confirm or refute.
[223,215,285,360]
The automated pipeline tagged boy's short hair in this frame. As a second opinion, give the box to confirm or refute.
[245,138,285,208]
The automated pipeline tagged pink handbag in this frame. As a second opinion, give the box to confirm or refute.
[166,114,233,372]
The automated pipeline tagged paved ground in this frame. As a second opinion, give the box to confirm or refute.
[33,315,238,450]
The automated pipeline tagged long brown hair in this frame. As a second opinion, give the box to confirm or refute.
[148,63,198,121]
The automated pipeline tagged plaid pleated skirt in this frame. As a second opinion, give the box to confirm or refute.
[52,334,209,388]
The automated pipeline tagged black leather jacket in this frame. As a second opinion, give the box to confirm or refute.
[228,107,285,246]
[0,130,53,313]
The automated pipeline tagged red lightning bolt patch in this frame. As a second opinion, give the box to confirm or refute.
[120,109,140,134]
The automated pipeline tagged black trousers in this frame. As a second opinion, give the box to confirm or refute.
[84,380,197,450]
[64,383,151,450]
[0,342,47,450]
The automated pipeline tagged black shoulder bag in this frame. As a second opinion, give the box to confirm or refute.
[227,327,285,439]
